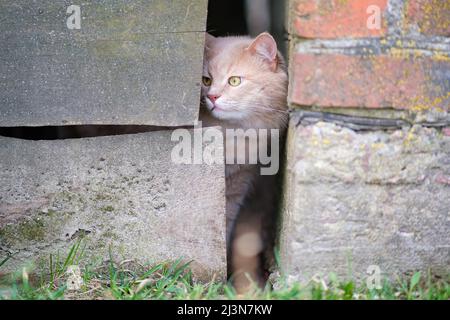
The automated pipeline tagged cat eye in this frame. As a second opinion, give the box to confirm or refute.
[202,76,212,86]
[228,76,241,87]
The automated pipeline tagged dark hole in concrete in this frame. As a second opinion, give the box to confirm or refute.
[0,125,183,140]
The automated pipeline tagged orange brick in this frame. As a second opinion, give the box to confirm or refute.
[290,53,450,111]
[292,0,388,38]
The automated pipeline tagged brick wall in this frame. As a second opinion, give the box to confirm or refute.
[289,0,449,115]
[279,0,450,284]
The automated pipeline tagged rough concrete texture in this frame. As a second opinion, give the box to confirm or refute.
[0,129,226,282]
[0,0,208,127]
[279,114,450,283]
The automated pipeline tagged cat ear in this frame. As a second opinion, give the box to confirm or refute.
[205,33,216,49]
[247,32,278,70]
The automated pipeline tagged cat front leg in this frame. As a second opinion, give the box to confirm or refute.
[225,164,258,257]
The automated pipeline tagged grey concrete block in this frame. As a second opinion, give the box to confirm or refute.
[0,0,208,127]
[279,116,450,283]
[0,129,226,282]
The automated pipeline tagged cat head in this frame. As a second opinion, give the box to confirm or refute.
[201,32,288,128]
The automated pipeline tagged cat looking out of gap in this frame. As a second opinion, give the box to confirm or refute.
[199,32,288,290]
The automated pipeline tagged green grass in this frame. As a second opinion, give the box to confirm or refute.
[0,242,448,300]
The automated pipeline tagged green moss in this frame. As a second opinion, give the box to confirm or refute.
[42,209,58,218]
[94,193,112,201]
[101,231,117,239]
[0,218,46,242]
[101,206,114,212]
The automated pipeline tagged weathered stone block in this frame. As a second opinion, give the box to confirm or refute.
[0,129,226,282]
[280,114,450,283]
[0,0,208,127]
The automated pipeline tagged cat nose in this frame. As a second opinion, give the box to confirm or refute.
[207,94,220,103]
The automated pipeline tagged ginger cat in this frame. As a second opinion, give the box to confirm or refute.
[199,32,288,290]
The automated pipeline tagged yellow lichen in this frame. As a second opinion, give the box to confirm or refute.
[410,92,450,112]
[371,143,385,151]
[433,52,450,62]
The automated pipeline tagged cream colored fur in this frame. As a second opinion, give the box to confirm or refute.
[199,33,288,255]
